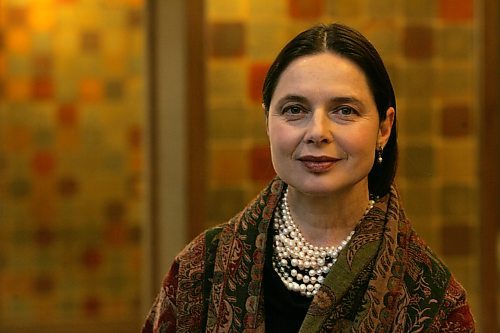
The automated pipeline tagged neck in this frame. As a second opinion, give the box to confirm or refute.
[285,183,371,247]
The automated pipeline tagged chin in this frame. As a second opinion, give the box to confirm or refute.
[283,174,369,197]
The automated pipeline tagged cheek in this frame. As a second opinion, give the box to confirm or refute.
[269,124,295,152]
[336,129,377,157]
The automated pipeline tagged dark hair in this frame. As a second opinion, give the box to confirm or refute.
[262,23,398,198]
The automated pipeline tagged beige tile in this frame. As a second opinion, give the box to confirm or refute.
[437,142,477,184]
[209,144,249,187]
[438,26,474,60]
[207,0,249,20]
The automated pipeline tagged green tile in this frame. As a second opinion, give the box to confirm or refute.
[207,187,245,222]
[401,144,435,180]
[326,0,364,17]
[209,103,248,140]
[401,185,436,217]
[398,64,435,99]
[7,55,30,76]
[208,62,246,101]
[366,0,399,18]
[403,0,437,19]
[441,184,477,217]
[399,101,434,136]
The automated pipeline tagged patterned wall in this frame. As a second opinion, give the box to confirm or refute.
[205,0,480,325]
[0,0,146,331]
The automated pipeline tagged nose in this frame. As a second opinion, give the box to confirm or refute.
[304,110,333,145]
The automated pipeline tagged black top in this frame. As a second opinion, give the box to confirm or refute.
[263,225,312,332]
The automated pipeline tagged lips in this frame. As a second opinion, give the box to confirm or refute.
[297,155,340,173]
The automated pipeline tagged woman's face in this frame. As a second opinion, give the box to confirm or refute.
[267,52,393,196]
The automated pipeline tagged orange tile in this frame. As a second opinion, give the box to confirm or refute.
[127,0,145,8]
[130,151,144,172]
[250,145,275,182]
[32,151,57,176]
[404,25,434,59]
[57,128,80,150]
[441,224,474,256]
[128,125,142,149]
[441,104,472,137]
[210,146,247,186]
[3,125,32,152]
[6,78,30,100]
[248,62,270,103]
[30,9,56,31]
[439,0,473,22]
[79,78,103,101]
[57,104,78,127]
[210,22,245,58]
[288,0,325,19]
[5,28,31,52]
[0,53,5,76]
[7,6,28,26]
[32,76,54,100]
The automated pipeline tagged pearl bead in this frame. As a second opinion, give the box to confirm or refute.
[272,187,375,297]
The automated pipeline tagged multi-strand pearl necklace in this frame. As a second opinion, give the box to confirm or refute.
[272,188,375,297]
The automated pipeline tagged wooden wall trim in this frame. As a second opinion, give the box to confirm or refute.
[186,0,207,240]
[145,0,158,305]
[479,0,499,331]
[146,0,190,300]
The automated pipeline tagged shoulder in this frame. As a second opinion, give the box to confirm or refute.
[405,228,473,319]
[175,223,228,265]
[403,228,455,293]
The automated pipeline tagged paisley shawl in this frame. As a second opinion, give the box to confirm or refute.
[142,177,475,332]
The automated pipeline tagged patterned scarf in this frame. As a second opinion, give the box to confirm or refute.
[142,177,475,332]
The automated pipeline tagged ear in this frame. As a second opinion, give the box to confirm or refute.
[378,107,395,147]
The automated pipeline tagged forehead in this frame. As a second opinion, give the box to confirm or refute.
[273,52,372,100]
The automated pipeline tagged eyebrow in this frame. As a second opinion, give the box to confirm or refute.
[275,95,309,106]
[275,94,366,108]
[330,96,365,108]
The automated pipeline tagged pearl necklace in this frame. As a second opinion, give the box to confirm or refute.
[272,188,375,297]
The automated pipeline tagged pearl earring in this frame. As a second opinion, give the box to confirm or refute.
[377,145,383,164]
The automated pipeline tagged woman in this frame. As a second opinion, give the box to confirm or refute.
[142,23,475,332]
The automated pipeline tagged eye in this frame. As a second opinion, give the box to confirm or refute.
[333,106,359,118]
[283,105,304,115]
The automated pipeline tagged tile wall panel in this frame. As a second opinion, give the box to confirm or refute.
[206,0,481,325]
[0,0,146,331]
